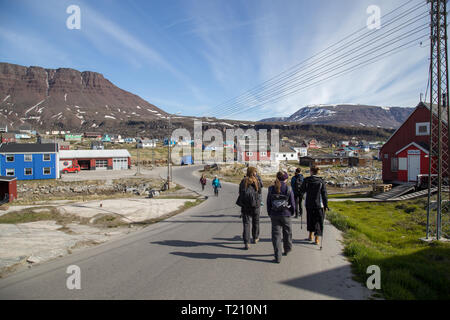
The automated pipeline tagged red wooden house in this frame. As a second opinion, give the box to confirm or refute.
[380,102,448,184]
[307,138,321,149]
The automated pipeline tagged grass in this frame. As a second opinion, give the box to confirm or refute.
[328,199,450,300]
[0,207,89,225]
[328,193,372,199]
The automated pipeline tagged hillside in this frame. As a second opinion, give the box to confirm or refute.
[260,104,415,129]
[0,62,168,131]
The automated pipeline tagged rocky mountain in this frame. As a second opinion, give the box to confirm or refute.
[0,62,168,131]
[260,104,415,129]
[259,116,288,123]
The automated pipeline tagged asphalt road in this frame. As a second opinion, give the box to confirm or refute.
[0,165,369,299]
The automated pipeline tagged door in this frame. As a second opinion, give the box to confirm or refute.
[408,155,420,182]
[113,158,128,170]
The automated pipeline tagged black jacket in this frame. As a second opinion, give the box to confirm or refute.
[299,175,328,209]
[266,182,296,217]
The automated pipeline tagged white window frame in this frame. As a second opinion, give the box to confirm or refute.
[24,168,33,176]
[24,154,32,162]
[43,167,51,175]
[6,168,14,176]
[416,122,430,136]
[246,152,253,156]
[43,154,51,161]
[6,154,14,162]
[260,152,267,156]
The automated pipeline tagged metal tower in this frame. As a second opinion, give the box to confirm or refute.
[426,0,449,240]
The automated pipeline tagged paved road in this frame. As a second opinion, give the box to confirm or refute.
[0,165,369,299]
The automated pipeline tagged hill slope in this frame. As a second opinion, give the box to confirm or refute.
[260,104,415,129]
[0,62,168,131]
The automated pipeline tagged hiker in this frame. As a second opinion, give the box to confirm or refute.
[290,168,304,219]
[200,174,207,191]
[212,176,221,196]
[266,171,295,263]
[299,166,329,245]
[237,167,263,250]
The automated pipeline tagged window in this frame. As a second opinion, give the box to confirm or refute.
[384,154,389,159]
[96,159,108,168]
[43,154,51,161]
[260,152,266,156]
[399,158,407,170]
[6,154,14,162]
[246,152,253,157]
[24,154,32,162]
[391,157,399,172]
[24,168,32,176]
[43,167,51,175]
[6,168,14,176]
[416,122,430,136]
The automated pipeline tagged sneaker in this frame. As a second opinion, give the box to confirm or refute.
[272,258,281,264]
[244,243,249,250]
[254,238,260,244]
[282,249,291,256]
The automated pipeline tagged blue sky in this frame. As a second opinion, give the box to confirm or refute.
[0,0,430,120]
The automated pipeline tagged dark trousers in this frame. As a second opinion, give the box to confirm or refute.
[294,194,303,217]
[306,208,324,236]
[270,215,292,261]
[242,208,260,244]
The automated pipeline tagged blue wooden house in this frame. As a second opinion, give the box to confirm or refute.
[0,143,59,180]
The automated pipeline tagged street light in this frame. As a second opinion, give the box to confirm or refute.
[167,112,181,189]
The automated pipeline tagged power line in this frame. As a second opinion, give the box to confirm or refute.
[212,11,429,117]
[224,35,429,118]
[203,0,426,117]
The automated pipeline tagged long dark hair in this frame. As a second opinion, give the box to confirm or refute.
[274,171,285,194]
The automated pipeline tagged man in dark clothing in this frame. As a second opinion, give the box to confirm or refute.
[290,168,304,218]
[299,166,329,245]
[267,172,296,263]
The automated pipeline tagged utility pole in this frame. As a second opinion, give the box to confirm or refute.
[426,0,449,241]
[167,115,171,189]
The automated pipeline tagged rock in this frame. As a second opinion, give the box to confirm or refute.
[26,255,41,264]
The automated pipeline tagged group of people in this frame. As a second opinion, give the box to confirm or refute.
[236,166,328,263]
[200,174,222,196]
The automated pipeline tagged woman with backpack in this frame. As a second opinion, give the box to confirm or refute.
[266,171,296,263]
[237,167,263,250]
[199,174,207,191]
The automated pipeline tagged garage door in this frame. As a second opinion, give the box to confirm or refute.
[113,158,128,170]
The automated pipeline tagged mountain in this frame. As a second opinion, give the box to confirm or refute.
[259,117,289,123]
[0,62,168,131]
[260,104,415,129]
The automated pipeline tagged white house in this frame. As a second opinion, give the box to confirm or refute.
[292,143,308,157]
[137,139,156,148]
[275,146,298,161]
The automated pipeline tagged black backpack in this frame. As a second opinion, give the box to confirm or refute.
[294,174,304,195]
[242,185,258,208]
[270,186,292,212]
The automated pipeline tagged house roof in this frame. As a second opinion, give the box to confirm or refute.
[60,149,131,159]
[382,102,448,151]
[0,143,58,153]
[0,176,17,182]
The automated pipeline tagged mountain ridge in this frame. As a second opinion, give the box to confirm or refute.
[260,104,415,129]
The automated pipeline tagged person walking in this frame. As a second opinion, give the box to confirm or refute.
[212,176,221,196]
[290,168,304,219]
[266,171,295,263]
[199,174,207,191]
[237,167,263,250]
[299,166,329,245]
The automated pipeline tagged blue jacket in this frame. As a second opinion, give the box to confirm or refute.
[266,182,296,217]
[212,178,221,188]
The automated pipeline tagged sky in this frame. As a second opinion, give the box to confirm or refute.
[0,0,431,120]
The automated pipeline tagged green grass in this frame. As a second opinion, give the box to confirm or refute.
[328,199,450,300]
[328,193,372,199]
